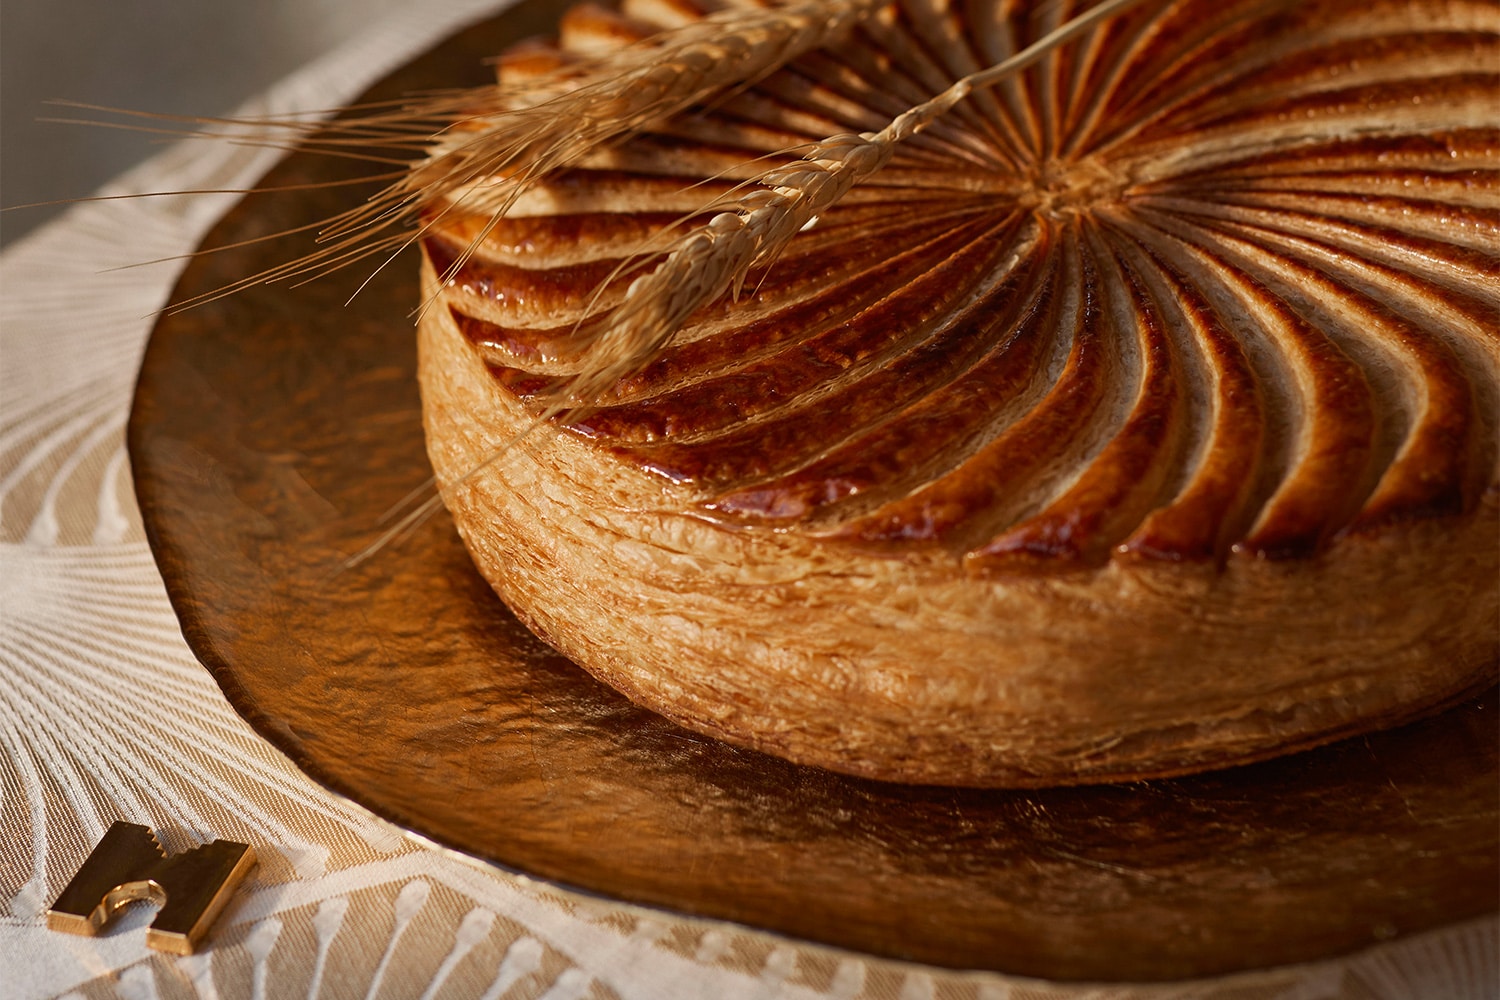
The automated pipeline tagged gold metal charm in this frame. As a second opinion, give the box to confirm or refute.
[46,821,256,955]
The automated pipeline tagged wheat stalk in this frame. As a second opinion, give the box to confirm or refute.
[353,0,1154,562]
[544,0,1153,415]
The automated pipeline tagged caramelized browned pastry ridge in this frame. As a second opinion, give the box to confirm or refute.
[417,0,1500,786]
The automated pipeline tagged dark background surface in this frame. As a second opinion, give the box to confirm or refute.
[1,0,403,246]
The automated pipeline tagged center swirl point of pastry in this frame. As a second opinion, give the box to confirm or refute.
[1023,157,1126,217]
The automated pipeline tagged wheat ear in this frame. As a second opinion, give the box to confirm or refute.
[337,0,891,258]
[545,0,1153,414]
[101,0,892,312]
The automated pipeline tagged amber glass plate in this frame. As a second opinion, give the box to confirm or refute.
[127,0,1498,981]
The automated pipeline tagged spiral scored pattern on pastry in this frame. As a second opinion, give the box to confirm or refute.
[416,0,1500,786]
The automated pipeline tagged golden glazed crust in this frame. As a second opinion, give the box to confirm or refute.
[417,0,1500,785]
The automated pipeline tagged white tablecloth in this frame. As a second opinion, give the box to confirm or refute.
[1,2,1494,996]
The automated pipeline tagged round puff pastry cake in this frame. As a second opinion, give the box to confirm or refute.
[416,0,1499,786]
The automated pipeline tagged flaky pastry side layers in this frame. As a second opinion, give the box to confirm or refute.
[416,0,1499,786]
